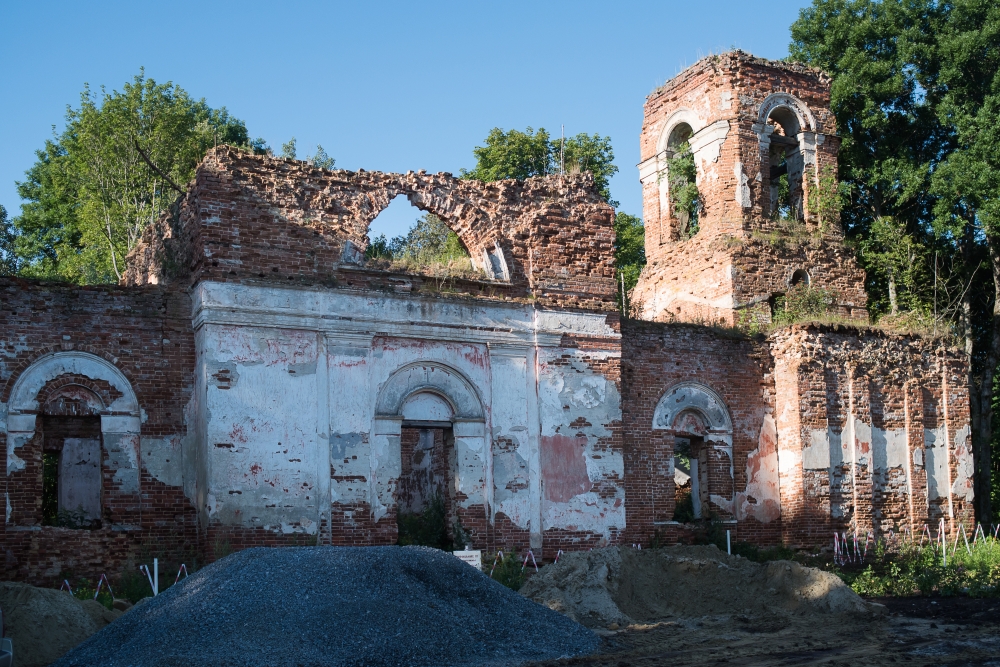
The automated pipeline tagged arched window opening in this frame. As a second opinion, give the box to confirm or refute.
[670,409,710,522]
[364,195,483,280]
[789,268,810,288]
[665,123,700,239]
[767,107,804,222]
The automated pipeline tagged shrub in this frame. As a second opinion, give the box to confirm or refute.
[397,494,451,550]
[838,537,1000,598]
[771,283,838,326]
[486,551,527,591]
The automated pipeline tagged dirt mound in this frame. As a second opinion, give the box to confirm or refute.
[520,545,874,628]
[0,581,121,667]
[54,546,598,667]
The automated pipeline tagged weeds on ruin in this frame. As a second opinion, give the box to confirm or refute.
[365,213,490,283]
[771,284,839,326]
[807,165,847,233]
[751,218,815,249]
[665,142,699,238]
[212,538,233,561]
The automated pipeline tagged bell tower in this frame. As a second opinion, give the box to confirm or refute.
[630,51,867,325]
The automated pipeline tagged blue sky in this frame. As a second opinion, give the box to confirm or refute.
[0,0,810,240]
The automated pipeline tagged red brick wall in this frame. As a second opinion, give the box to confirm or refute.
[620,320,781,547]
[124,148,618,311]
[633,51,867,326]
[0,278,196,585]
[771,325,974,547]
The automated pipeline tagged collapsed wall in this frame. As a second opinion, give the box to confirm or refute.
[771,325,974,546]
[618,319,972,548]
[124,146,618,311]
[0,53,977,585]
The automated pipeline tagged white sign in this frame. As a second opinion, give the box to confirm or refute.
[453,550,482,570]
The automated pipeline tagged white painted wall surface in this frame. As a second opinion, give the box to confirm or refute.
[192,281,624,544]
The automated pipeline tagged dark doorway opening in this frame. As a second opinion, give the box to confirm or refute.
[672,436,708,522]
[41,415,102,528]
[396,423,460,549]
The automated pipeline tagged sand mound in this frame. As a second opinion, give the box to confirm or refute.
[54,546,598,667]
[520,545,874,628]
[0,581,121,667]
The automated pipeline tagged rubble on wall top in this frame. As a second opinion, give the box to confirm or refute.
[648,49,831,100]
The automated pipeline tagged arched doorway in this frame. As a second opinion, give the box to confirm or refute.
[371,362,488,547]
[396,391,458,546]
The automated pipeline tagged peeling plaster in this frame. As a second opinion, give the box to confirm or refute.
[538,349,624,537]
[953,424,974,501]
[734,162,752,209]
[924,427,950,501]
[735,415,781,522]
[141,436,184,487]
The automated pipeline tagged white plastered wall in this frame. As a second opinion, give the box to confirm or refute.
[191,282,624,547]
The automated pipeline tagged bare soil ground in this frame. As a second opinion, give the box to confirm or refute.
[521,546,1000,667]
[526,595,1000,667]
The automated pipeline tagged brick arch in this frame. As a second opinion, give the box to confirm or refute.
[656,108,706,155]
[757,92,817,133]
[2,344,138,404]
[652,381,732,435]
[374,361,484,421]
[7,350,140,420]
[36,376,119,417]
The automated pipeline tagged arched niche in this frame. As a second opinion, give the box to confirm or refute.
[5,351,143,523]
[789,268,810,288]
[653,381,735,521]
[375,361,484,421]
[369,361,487,524]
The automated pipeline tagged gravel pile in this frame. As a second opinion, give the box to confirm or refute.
[53,546,597,667]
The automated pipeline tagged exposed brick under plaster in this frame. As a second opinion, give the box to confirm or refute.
[1,52,976,587]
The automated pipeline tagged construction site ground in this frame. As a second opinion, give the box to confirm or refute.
[527,596,1000,667]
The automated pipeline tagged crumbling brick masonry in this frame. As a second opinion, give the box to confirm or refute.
[1,52,972,585]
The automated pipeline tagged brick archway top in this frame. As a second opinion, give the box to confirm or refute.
[8,351,139,418]
[652,381,732,433]
[756,92,818,133]
[374,361,484,421]
[656,108,706,154]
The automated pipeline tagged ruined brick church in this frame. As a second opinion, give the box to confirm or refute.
[2,52,974,583]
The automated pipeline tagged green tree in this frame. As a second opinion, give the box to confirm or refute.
[461,127,553,182]
[613,212,646,314]
[462,126,638,312]
[857,216,931,317]
[281,137,297,159]
[461,127,619,204]
[0,205,18,276]
[306,144,335,170]
[12,70,252,283]
[790,0,1000,523]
